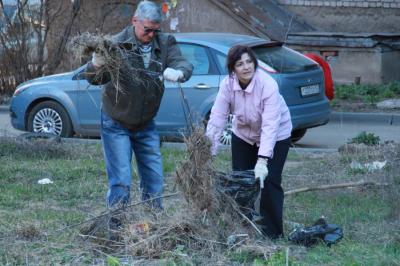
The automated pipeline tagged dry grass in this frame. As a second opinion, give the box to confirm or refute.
[15,223,42,241]
[0,135,75,159]
[76,127,277,263]
[1,134,399,264]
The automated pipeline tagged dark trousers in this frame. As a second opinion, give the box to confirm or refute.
[231,133,291,239]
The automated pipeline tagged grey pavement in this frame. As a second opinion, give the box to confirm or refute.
[0,104,8,112]
[2,102,400,124]
[295,119,400,149]
[330,111,400,125]
[1,103,399,151]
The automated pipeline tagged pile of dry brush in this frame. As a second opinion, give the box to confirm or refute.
[78,126,276,261]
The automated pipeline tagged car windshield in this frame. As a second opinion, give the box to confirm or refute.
[253,45,318,73]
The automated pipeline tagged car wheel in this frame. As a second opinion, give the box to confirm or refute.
[27,101,73,137]
[291,128,307,143]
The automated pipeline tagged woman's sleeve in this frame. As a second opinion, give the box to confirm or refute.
[258,78,282,158]
[206,78,231,140]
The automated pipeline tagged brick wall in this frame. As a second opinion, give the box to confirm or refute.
[278,0,400,33]
[278,0,400,8]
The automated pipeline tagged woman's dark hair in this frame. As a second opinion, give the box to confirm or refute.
[226,45,258,75]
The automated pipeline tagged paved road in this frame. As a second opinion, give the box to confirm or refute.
[1,110,399,149]
[295,120,400,149]
[0,110,24,136]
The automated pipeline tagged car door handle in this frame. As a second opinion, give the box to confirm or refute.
[195,83,211,89]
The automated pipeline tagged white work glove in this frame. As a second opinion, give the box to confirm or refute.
[205,125,220,156]
[254,157,268,189]
[91,51,106,67]
[206,133,219,157]
[163,67,184,82]
[210,136,219,156]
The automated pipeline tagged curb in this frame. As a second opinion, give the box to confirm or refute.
[2,103,399,123]
[57,139,338,154]
[330,111,400,125]
[0,105,9,112]
[162,142,337,153]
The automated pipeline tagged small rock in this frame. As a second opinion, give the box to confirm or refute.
[376,99,400,110]
[227,234,249,247]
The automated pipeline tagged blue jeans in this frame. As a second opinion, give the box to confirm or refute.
[101,111,164,208]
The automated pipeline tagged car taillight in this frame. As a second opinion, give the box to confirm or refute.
[304,53,334,101]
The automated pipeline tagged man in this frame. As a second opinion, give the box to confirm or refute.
[85,0,193,210]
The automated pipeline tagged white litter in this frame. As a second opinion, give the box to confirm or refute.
[350,161,387,172]
[366,161,387,171]
[38,178,53,185]
[170,17,179,31]
[350,161,364,170]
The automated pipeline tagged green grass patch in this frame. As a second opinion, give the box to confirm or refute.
[334,82,400,104]
[0,137,398,265]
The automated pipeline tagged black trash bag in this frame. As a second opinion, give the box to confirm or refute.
[215,170,260,213]
[288,217,343,247]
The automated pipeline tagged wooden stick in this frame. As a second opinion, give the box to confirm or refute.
[236,209,264,236]
[225,195,264,236]
[284,180,389,196]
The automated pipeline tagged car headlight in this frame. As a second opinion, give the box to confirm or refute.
[13,85,29,96]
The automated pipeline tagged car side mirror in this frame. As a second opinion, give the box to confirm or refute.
[73,71,86,80]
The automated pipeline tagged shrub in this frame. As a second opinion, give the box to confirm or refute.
[335,85,358,100]
[334,82,400,103]
[349,131,380,146]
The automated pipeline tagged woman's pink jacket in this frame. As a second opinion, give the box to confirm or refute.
[206,69,293,158]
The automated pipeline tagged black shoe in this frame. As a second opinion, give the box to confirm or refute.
[108,216,122,231]
[107,212,125,242]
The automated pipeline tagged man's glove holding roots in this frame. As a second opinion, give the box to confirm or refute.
[254,157,269,189]
[163,67,184,82]
[91,51,106,68]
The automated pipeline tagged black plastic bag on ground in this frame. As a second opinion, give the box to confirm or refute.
[215,170,260,214]
[288,217,343,247]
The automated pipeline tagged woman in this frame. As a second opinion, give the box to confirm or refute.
[206,45,293,239]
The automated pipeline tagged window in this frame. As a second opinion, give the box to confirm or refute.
[253,46,319,73]
[215,52,228,75]
[178,44,210,75]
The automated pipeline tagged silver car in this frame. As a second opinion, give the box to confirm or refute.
[10,33,331,144]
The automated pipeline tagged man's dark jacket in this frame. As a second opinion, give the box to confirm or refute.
[85,26,193,130]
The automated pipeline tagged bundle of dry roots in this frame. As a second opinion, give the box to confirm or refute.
[68,32,113,60]
[78,126,276,262]
[175,126,214,211]
[68,32,163,102]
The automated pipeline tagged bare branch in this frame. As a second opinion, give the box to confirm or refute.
[284,180,389,196]
[47,0,81,71]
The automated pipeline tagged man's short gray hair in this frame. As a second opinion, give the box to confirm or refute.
[134,1,162,23]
